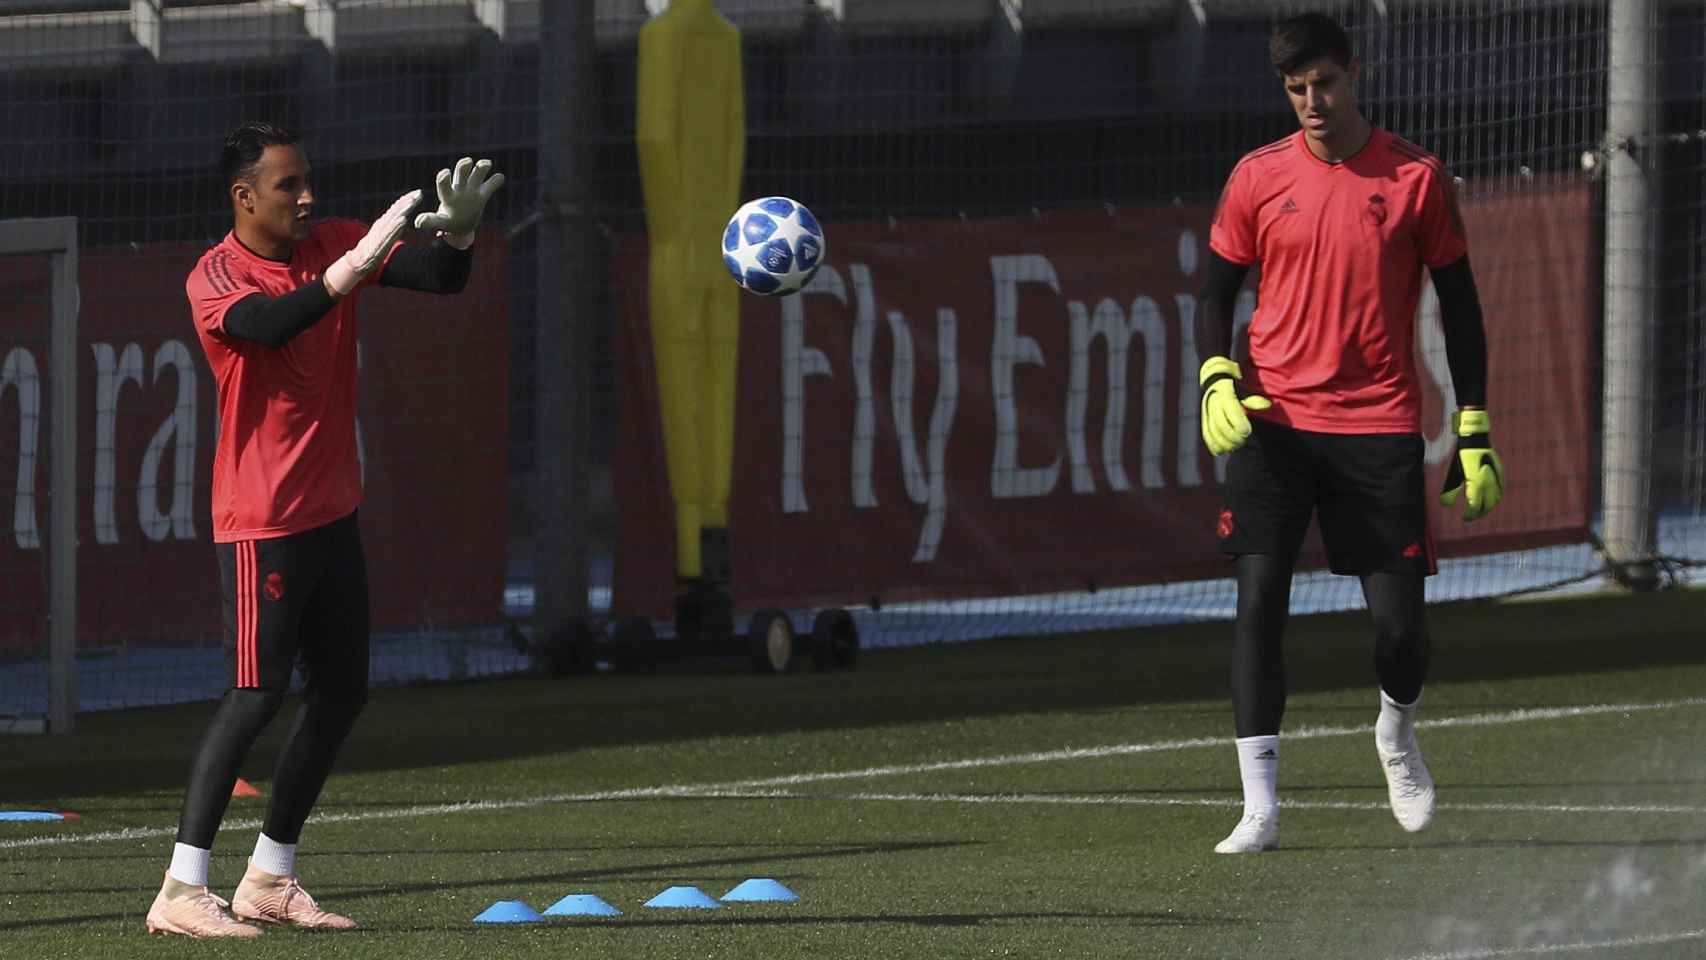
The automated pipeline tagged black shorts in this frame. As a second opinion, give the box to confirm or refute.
[1216,418,1437,576]
[216,511,370,697]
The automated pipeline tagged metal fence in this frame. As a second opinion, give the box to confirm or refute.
[0,0,1701,728]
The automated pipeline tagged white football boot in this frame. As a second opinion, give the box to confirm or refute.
[1378,730,1436,832]
[1213,809,1278,854]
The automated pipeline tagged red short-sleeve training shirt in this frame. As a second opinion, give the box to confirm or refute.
[185,220,395,542]
[1210,128,1468,434]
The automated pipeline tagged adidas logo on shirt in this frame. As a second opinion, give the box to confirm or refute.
[1279,197,1299,214]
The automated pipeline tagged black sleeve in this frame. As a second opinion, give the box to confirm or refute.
[221,282,338,348]
[1429,254,1488,409]
[378,239,473,294]
[1195,250,1253,367]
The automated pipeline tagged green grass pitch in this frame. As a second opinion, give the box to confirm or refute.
[5,587,1706,959]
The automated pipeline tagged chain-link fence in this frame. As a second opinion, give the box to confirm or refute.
[0,0,1700,725]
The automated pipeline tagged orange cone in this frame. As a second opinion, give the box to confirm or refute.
[232,778,262,798]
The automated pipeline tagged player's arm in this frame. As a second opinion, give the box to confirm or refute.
[222,283,339,348]
[1429,254,1486,408]
[1195,250,1269,456]
[378,238,473,294]
[1431,253,1504,520]
[1196,251,1250,363]
[325,189,424,298]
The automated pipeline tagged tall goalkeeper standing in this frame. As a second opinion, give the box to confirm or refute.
[146,122,502,937]
[1196,14,1504,855]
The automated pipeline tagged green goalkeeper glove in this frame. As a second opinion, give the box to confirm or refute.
[412,157,506,249]
[324,188,423,297]
[1439,408,1505,521]
[1199,356,1272,456]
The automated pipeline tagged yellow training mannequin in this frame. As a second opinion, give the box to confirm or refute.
[636,0,745,580]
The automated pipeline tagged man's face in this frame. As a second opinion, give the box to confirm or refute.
[238,144,314,245]
[1281,56,1359,145]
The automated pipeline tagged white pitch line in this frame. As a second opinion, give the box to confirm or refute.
[675,789,1706,817]
[4,695,1703,852]
[1393,927,1706,959]
[649,696,1706,796]
[695,696,1706,794]
[0,785,731,851]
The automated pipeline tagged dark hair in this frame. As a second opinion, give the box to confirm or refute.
[220,121,300,187]
[1269,13,1352,75]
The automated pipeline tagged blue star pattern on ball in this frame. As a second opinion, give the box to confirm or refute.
[721,196,827,297]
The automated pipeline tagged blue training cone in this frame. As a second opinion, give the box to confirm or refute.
[0,811,67,822]
[720,878,800,903]
[543,893,622,917]
[644,885,722,909]
[473,900,543,924]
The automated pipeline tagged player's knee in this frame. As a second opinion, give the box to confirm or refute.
[305,688,367,735]
[1372,619,1430,691]
[1372,611,1426,652]
[227,686,288,726]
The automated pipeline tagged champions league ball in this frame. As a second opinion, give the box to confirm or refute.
[722,196,826,297]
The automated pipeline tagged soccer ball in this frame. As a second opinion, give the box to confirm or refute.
[721,196,826,297]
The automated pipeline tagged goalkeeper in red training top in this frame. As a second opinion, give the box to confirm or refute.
[146,121,503,938]
[1195,14,1505,855]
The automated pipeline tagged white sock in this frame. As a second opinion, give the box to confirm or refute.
[1234,735,1279,817]
[168,843,212,888]
[251,832,296,878]
[1376,689,1421,753]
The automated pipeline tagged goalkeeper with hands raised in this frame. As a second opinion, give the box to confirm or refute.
[146,122,502,938]
[1195,14,1504,856]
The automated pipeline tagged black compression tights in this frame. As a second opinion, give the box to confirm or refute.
[1231,555,1430,738]
[1363,570,1430,706]
[1231,555,1293,738]
[176,688,366,849]
[261,692,365,844]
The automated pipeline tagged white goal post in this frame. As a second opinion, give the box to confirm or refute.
[0,217,78,735]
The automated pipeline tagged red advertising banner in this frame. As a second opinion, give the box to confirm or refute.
[615,185,1594,617]
[0,233,508,651]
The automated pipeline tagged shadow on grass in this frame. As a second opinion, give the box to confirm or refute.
[1294,836,1706,853]
[7,589,1706,804]
[398,909,1250,931]
[2,838,977,901]
[0,907,1252,935]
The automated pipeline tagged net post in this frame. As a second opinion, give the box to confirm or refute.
[0,217,78,734]
[1602,0,1661,590]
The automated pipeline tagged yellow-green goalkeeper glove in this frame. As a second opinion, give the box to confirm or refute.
[1199,356,1272,456]
[412,157,506,250]
[1439,408,1505,521]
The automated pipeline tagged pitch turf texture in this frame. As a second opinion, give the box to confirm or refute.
[7,589,1706,959]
